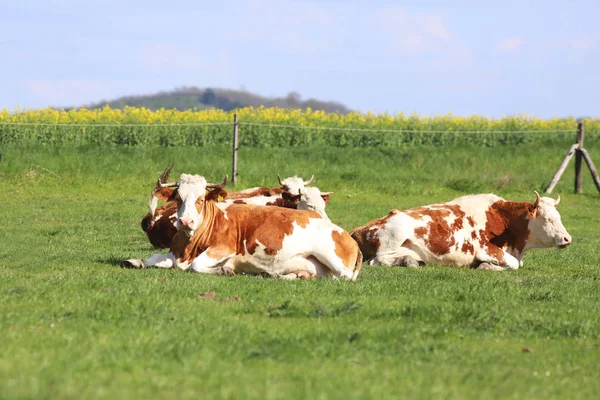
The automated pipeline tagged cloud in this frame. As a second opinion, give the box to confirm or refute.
[497,37,525,53]
[370,8,453,54]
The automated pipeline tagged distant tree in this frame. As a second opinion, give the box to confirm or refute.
[200,88,217,106]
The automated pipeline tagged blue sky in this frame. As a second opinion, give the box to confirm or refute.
[1,0,598,117]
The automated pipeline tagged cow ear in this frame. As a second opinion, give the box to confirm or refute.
[320,192,333,204]
[167,189,178,202]
[155,187,174,202]
[206,187,228,202]
[527,204,538,218]
[282,191,301,203]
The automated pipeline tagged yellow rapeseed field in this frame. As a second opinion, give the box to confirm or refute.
[1,106,596,132]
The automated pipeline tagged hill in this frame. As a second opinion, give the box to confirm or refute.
[85,87,352,114]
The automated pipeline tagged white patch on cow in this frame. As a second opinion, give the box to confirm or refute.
[176,174,208,235]
[190,251,235,273]
[216,202,230,220]
[142,253,175,269]
[297,187,329,220]
[222,195,282,207]
[148,194,159,216]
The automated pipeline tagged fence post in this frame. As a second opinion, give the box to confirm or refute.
[575,122,584,193]
[232,113,239,185]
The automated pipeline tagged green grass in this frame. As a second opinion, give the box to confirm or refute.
[1,143,600,399]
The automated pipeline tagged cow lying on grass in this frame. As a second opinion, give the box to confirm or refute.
[350,192,571,271]
[141,166,331,249]
[124,174,362,280]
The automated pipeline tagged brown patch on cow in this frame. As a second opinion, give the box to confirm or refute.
[281,191,301,205]
[467,216,475,227]
[350,210,398,260]
[141,201,178,249]
[331,230,361,270]
[233,199,246,204]
[461,241,475,255]
[408,205,465,255]
[471,231,478,240]
[226,187,284,199]
[483,200,532,255]
[414,226,427,239]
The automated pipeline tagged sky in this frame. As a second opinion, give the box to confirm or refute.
[1,0,599,118]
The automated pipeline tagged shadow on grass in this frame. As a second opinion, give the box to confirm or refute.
[95,255,124,267]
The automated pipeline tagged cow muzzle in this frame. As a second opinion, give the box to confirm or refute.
[558,235,572,249]
[178,218,195,234]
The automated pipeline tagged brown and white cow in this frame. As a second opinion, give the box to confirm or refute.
[350,192,571,271]
[123,174,362,280]
[142,168,330,249]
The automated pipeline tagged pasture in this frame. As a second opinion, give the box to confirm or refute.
[1,141,599,399]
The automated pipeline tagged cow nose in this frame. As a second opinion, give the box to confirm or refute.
[563,236,572,245]
[179,218,193,229]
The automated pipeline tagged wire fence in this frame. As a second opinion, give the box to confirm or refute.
[0,120,579,134]
[0,115,592,149]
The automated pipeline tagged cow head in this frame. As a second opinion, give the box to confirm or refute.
[277,174,314,194]
[165,174,227,237]
[527,191,572,249]
[282,187,332,219]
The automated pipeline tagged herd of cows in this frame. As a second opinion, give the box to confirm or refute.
[121,165,572,280]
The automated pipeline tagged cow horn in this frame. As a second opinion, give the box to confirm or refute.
[206,175,228,189]
[320,191,334,196]
[303,175,314,185]
[533,190,541,208]
[155,163,176,190]
[554,194,561,207]
[277,174,285,186]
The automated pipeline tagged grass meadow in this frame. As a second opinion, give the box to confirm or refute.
[1,140,599,399]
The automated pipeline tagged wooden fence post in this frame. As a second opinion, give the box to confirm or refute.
[575,122,584,193]
[232,114,239,185]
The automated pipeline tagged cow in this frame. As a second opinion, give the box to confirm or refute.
[142,167,330,249]
[350,192,571,271]
[122,174,362,280]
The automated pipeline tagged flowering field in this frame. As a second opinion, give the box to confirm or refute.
[1,106,598,147]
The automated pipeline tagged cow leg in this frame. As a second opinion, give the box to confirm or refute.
[121,253,174,269]
[476,262,506,271]
[189,251,236,275]
[372,248,423,267]
[475,248,520,270]
[395,255,425,268]
[312,254,354,280]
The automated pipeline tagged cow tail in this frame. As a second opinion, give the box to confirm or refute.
[352,248,363,281]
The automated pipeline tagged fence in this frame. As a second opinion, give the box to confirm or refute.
[1,112,599,193]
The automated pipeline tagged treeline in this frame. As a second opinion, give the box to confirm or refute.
[84,87,352,114]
